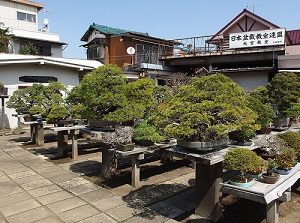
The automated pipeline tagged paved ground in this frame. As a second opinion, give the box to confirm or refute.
[0,128,197,223]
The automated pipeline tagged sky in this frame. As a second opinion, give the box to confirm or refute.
[37,0,300,59]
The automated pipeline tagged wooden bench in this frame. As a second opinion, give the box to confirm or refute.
[51,125,86,159]
[21,120,46,146]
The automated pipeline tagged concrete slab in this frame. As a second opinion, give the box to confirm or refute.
[40,170,77,183]
[58,177,91,189]
[57,204,100,223]
[20,178,54,190]
[33,216,62,223]
[148,201,186,219]
[0,181,24,197]
[122,209,168,223]
[105,204,142,222]
[0,199,41,217]
[36,190,74,205]
[80,188,115,203]
[164,195,195,212]
[8,170,37,180]
[77,212,117,223]
[6,206,52,223]
[92,195,126,211]
[67,182,100,195]
[46,197,87,213]
[0,191,32,208]
[27,184,63,197]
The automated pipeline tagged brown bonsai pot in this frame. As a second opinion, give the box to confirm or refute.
[262,173,280,184]
[256,127,273,134]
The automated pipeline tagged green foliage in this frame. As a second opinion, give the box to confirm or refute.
[133,120,165,142]
[266,72,300,117]
[278,131,300,157]
[0,27,14,53]
[229,127,256,142]
[159,73,258,141]
[285,98,300,118]
[224,148,266,174]
[7,82,69,121]
[0,82,3,88]
[76,64,155,123]
[19,42,39,55]
[275,147,297,170]
[46,104,70,123]
[265,158,278,175]
[247,92,277,127]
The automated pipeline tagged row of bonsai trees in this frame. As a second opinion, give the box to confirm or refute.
[6,64,300,145]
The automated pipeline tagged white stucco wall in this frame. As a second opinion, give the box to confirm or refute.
[225,71,269,91]
[1,63,81,129]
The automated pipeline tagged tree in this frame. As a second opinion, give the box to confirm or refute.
[19,42,39,55]
[0,27,15,53]
[266,72,300,117]
[159,73,258,141]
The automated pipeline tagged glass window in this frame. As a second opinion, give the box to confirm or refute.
[17,12,36,23]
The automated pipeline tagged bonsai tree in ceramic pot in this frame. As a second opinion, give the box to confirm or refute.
[224,148,264,187]
[275,147,297,175]
[266,72,300,127]
[228,126,257,146]
[102,126,134,151]
[262,158,280,184]
[158,73,258,151]
[247,87,277,134]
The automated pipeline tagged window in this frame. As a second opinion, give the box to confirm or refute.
[20,42,52,56]
[17,12,36,23]
[136,44,159,64]
[19,76,57,83]
[87,46,105,60]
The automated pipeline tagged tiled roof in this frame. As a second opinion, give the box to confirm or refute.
[91,23,149,36]
[287,29,300,45]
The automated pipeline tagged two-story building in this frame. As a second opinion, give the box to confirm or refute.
[0,0,102,129]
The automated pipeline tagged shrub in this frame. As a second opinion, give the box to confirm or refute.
[275,147,297,170]
[133,120,165,142]
[278,131,300,157]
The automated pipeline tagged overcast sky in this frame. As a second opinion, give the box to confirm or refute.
[38,0,300,59]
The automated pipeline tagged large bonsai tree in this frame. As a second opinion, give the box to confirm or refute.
[157,73,258,142]
[73,64,155,123]
[266,72,300,117]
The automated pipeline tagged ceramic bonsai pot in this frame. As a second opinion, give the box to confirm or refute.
[262,173,280,184]
[116,143,135,151]
[229,177,255,188]
[177,138,228,152]
[256,127,273,134]
[275,169,292,175]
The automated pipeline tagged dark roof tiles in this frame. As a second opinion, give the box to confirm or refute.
[91,23,149,36]
[287,30,300,45]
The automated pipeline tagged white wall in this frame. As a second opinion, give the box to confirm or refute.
[1,64,80,129]
[225,71,269,91]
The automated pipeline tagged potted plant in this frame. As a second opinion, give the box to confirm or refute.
[286,98,300,127]
[133,120,165,146]
[247,87,277,134]
[224,148,263,187]
[46,104,70,124]
[254,134,286,160]
[102,126,135,151]
[159,73,258,151]
[275,147,297,175]
[262,158,280,184]
[228,127,257,146]
[266,72,300,128]
[278,131,300,161]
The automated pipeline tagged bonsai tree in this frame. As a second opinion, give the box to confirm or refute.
[247,89,277,128]
[159,73,258,142]
[266,72,300,118]
[229,127,256,143]
[262,158,280,184]
[224,148,265,183]
[102,126,134,151]
[133,120,165,144]
[275,147,297,171]
[285,98,300,119]
[254,134,286,157]
[76,64,154,123]
[278,131,300,160]
[46,104,70,123]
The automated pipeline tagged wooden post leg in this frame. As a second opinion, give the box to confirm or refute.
[195,162,223,222]
[132,154,142,187]
[35,123,44,146]
[57,130,68,156]
[266,200,279,223]
[102,144,117,178]
[30,124,36,144]
[71,129,78,160]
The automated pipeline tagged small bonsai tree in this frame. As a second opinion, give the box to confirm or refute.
[46,104,70,123]
[224,148,265,181]
[254,134,286,156]
[133,120,165,143]
[160,73,258,142]
[275,147,297,171]
[278,131,300,160]
[229,126,257,143]
[266,72,300,117]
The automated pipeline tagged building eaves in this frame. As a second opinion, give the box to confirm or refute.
[287,29,300,45]
[10,0,44,11]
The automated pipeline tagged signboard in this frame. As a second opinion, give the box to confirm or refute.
[229,28,285,49]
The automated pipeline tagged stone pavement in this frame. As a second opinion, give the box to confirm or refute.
[0,133,196,223]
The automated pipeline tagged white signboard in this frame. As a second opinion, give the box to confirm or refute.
[126,47,136,55]
[229,28,285,49]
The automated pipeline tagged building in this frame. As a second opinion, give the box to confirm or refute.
[160,9,300,90]
[80,23,179,83]
[0,0,65,57]
[0,0,102,129]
